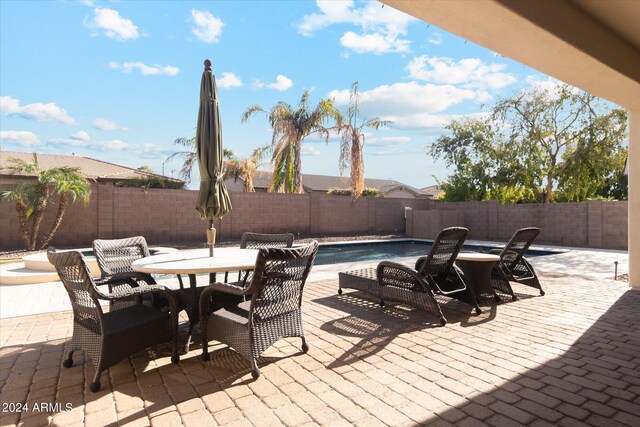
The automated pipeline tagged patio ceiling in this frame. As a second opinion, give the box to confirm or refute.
[382,0,640,110]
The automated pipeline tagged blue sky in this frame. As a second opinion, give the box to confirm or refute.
[1,0,557,189]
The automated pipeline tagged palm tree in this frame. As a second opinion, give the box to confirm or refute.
[224,146,269,192]
[166,136,234,182]
[242,91,341,193]
[1,154,91,250]
[337,81,390,199]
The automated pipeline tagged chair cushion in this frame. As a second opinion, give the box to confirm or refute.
[211,300,251,325]
[103,304,168,336]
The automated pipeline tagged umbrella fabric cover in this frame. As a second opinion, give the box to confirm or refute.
[196,59,232,220]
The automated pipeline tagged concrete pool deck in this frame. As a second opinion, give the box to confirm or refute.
[0,241,629,319]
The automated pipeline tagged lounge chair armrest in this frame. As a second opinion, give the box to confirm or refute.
[414,256,429,271]
[377,261,430,293]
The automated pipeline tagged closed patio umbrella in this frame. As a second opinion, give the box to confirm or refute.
[196,59,232,256]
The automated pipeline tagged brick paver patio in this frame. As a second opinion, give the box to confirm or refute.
[1,273,639,426]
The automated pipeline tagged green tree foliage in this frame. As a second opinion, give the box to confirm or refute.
[335,81,390,200]
[1,154,91,250]
[431,84,628,203]
[326,187,380,197]
[242,91,341,193]
[114,177,185,191]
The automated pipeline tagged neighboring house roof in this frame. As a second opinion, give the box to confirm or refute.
[236,170,427,197]
[421,185,444,199]
[0,151,183,184]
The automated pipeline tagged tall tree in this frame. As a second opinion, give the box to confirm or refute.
[431,83,628,203]
[1,154,91,250]
[336,81,390,199]
[166,136,234,182]
[224,146,268,192]
[242,91,341,193]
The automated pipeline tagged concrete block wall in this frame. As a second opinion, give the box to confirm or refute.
[0,183,629,251]
[601,201,628,249]
[409,200,628,250]
[0,186,425,250]
[408,210,464,239]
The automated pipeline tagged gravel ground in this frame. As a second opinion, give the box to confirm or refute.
[0,234,405,261]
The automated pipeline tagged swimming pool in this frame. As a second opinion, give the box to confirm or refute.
[314,240,562,266]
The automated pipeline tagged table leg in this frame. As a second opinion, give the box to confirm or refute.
[457,261,500,307]
[184,274,198,353]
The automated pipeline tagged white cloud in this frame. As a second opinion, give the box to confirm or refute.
[49,136,129,151]
[0,131,40,147]
[524,75,578,98]
[329,81,479,116]
[85,7,139,41]
[136,143,175,159]
[191,9,224,43]
[340,31,410,55]
[267,75,293,91]
[407,55,516,90]
[70,130,90,141]
[366,136,411,146]
[101,140,129,150]
[302,145,321,156]
[109,61,180,76]
[254,75,293,91]
[382,112,490,131]
[328,81,494,131]
[297,0,414,55]
[93,118,128,131]
[0,96,75,125]
[217,72,243,89]
[428,32,443,45]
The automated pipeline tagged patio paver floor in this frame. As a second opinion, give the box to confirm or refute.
[1,273,639,426]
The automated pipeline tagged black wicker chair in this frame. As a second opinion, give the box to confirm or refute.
[489,227,544,300]
[199,241,318,379]
[92,237,157,309]
[339,227,479,325]
[233,232,295,283]
[48,248,179,392]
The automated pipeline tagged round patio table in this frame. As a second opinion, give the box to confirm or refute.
[455,252,501,304]
[132,248,259,349]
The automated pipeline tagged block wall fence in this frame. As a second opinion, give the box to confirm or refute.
[0,185,628,250]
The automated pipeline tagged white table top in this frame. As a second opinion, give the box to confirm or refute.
[131,248,259,275]
[456,252,501,262]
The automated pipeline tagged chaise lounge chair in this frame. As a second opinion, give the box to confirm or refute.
[339,227,481,325]
[489,227,544,300]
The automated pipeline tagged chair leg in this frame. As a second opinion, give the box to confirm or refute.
[90,370,102,392]
[250,358,260,379]
[62,350,74,368]
[301,337,309,353]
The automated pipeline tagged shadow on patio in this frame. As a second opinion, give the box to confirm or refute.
[0,275,638,426]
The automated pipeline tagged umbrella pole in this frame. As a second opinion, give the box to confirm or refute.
[207,219,215,257]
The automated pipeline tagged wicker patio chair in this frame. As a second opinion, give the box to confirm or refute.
[235,232,295,283]
[489,227,544,299]
[48,248,179,392]
[92,236,157,309]
[339,227,479,325]
[199,241,318,379]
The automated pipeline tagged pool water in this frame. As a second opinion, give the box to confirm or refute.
[314,240,561,266]
[80,248,162,257]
